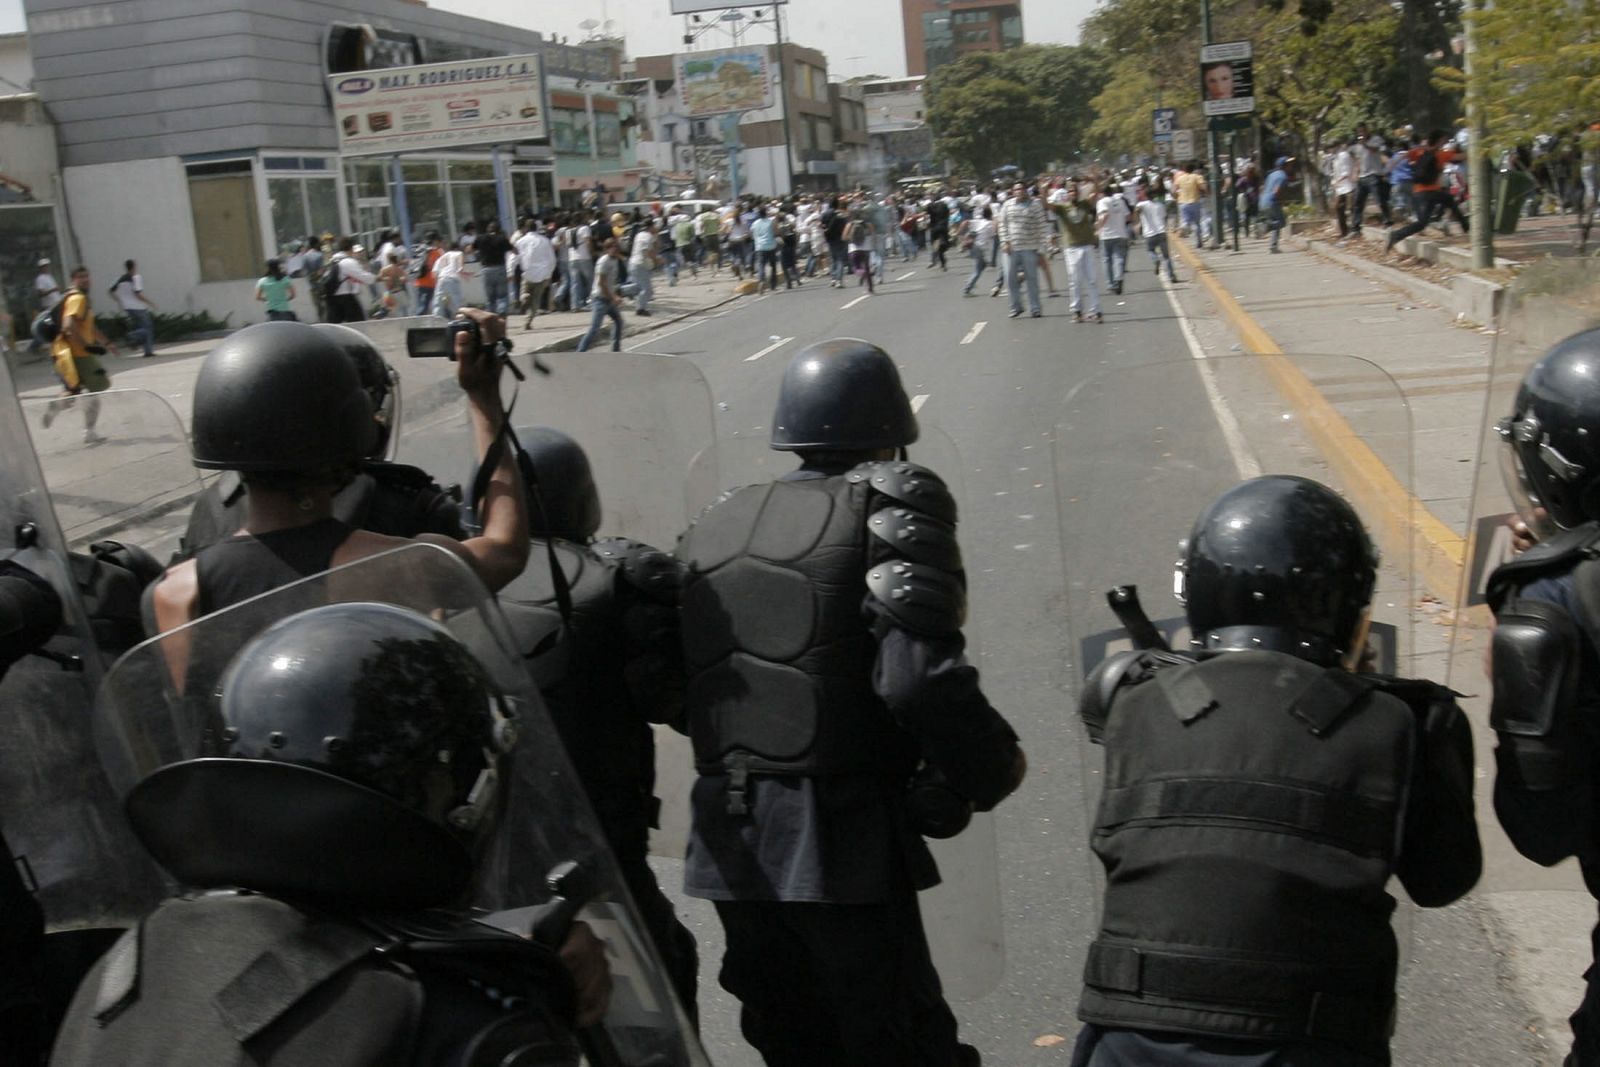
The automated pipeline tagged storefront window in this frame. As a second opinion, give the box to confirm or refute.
[451,182,501,233]
[403,161,441,184]
[268,175,340,251]
[596,113,622,158]
[406,182,448,242]
[448,161,495,182]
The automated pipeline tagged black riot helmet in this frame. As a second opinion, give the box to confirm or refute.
[123,603,517,910]
[1498,327,1600,533]
[315,322,401,461]
[1178,475,1378,666]
[190,321,376,472]
[516,426,602,542]
[770,338,919,451]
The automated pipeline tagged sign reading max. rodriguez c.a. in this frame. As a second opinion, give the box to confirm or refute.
[329,54,547,157]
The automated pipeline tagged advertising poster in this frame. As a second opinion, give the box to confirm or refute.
[329,53,546,156]
[675,47,774,117]
[1199,40,1255,117]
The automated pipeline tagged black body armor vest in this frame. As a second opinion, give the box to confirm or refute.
[49,892,578,1067]
[1081,650,1416,1054]
[678,474,914,779]
[498,539,658,843]
[193,518,351,617]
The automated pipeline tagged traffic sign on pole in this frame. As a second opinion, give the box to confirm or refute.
[1171,129,1195,159]
[1152,108,1177,142]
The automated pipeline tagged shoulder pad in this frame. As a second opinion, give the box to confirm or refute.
[1490,596,1581,742]
[594,537,684,603]
[868,507,962,572]
[1078,649,1196,743]
[846,460,958,525]
[1485,520,1600,612]
[866,559,965,637]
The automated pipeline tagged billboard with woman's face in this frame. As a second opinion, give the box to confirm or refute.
[1200,41,1254,116]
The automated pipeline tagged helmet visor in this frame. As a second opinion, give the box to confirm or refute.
[1497,419,1559,539]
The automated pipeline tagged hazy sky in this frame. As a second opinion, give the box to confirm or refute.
[0,0,1089,79]
[432,0,1087,81]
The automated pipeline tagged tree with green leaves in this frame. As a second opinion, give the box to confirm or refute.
[1437,0,1600,247]
[925,45,1107,176]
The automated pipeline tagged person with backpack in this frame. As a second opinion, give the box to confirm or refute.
[1386,129,1467,254]
[411,232,444,316]
[40,265,116,444]
[323,238,375,323]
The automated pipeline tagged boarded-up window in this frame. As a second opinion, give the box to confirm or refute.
[187,160,262,282]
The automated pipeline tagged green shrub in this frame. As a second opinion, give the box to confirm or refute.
[95,310,232,343]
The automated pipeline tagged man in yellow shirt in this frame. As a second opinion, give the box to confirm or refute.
[44,265,116,443]
[1174,163,1210,242]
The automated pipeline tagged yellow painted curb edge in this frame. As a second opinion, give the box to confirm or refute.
[1171,237,1467,604]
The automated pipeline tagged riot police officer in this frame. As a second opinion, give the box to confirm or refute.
[150,312,527,638]
[496,426,698,1019]
[1072,475,1481,1066]
[180,322,465,555]
[48,602,609,1066]
[675,339,1026,1067]
[1483,326,1600,1064]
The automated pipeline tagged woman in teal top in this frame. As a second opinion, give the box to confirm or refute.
[255,258,297,321]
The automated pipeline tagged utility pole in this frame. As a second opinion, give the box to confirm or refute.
[1200,0,1225,249]
[1464,0,1493,268]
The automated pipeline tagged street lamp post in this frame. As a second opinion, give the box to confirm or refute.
[1463,0,1494,268]
[1199,0,1226,249]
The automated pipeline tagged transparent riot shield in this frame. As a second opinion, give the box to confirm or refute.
[1055,354,1420,945]
[398,353,717,876]
[0,378,167,932]
[95,544,709,1065]
[1449,258,1600,899]
[398,352,718,551]
[21,388,201,562]
[680,429,1007,1003]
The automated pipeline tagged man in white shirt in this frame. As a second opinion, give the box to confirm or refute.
[1096,186,1134,296]
[565,215,595,311]
[516,221,558,331]
[110,258,160,358]
[1134,186,1178,282]
[31,257,62,354]
[1331,139,1359,238]
[327,237,376,323]
[628,218,659,317]
[34,258,61,313]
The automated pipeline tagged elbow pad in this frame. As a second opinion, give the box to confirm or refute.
[1491,597,1581,789]
[855,461,966,637]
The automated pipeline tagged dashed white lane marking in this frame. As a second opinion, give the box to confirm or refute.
[1159,276,1261,479]
[840,293,872,310]
[960,321,987,345]
[744,336,795,363]
[910,393,930,413]
[896,271,917,282]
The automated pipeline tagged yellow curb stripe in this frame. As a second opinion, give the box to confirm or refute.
[1171,238,1466,603]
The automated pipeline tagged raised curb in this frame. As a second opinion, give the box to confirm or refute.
[1171,236,1466,604]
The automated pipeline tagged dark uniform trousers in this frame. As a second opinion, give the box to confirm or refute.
[713,895,972,1067]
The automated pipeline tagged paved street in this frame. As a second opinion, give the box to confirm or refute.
[15,238,1578,1064]
[405,246,1547,1063]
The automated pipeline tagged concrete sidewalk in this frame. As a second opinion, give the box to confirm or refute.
[7,269,748,432]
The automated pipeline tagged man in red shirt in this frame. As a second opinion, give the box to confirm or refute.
[1386,129,1468,252]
